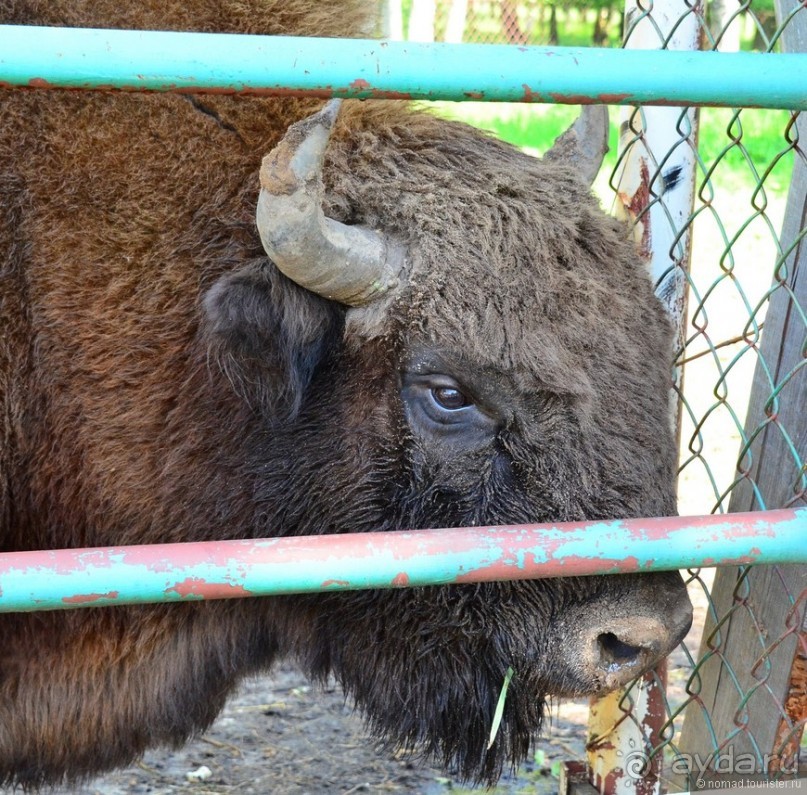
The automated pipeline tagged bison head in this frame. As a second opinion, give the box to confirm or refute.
[202,100,692,783]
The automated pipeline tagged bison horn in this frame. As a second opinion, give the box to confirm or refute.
[543,105,609,187]
[256,99,403,306]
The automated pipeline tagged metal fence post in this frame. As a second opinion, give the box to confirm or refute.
[675,0,807,778]
[587,1,703,793]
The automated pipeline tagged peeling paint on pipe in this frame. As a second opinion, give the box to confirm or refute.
[0,26,806,109]
[0,509,804,613]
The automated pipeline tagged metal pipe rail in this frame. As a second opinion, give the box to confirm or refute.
[0,508,804,612]
[1,25,806,109]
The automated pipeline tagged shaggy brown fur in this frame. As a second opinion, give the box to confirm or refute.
[0,0,690,788]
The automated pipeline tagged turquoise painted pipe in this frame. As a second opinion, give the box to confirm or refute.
[0,509,804,613]
[0,25,806,109]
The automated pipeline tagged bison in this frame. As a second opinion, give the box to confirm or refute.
[0,0,692,788]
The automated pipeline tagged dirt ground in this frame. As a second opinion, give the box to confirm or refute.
[43,660,587,795]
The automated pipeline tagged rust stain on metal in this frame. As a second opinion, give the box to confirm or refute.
[165,577,252,599]
[453,553,646,584]
[559,760,590,794]
[601,770,623,795]
[770,626,807,773]
[454,563,516,584]
[553,554,644,574]
[597,92,631,104]
[51,548,117,576]
[521,83,543,103]
[547,92,631,105]
[18,80,341,99]
[367,89,413,100]
[391,572,410,587]
[588,665,667,794]
[389,529,487,562]
[61,591,120,605]
[702,549,763,566]
[623,159,653,260]
[634,668,666,795]
[121,543,241,572]
[345,78,412,100]
[168,85,335,98]
[33,79,121,92]
[28,77,56,89]
[589,738,617,751]
[321,579,351,588]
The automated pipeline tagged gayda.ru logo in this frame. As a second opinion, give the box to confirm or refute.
[621,748,801,787]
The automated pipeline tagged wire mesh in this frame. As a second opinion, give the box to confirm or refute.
[612,1,805,785]
[390,0,807,788]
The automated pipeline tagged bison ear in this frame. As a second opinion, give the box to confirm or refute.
[201,259,342,420]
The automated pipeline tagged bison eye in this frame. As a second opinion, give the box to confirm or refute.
[431,386,470,411]
[400,370,499,446]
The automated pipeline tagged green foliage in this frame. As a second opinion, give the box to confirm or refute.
[697,107,796,194]
[394,1,776,49]
[422,101,795,198]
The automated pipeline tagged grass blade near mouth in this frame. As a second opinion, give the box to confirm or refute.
[487,666,514,751]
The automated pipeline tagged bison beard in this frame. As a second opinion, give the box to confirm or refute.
[0,0,692,788]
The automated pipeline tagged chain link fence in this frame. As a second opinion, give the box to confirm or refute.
[388,1,807,789]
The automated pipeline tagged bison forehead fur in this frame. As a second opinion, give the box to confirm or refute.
[0,0,691,788]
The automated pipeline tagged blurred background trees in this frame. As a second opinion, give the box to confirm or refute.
[382,0,779,50]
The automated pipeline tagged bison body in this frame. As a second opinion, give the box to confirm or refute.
[0,0,691,787]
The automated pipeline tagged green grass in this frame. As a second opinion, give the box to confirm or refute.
[421,101,795,197]
[697,107,796,195]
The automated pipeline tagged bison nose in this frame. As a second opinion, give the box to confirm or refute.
[583,591,693,692]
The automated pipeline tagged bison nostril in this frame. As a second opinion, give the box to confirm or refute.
[597,632,645,669]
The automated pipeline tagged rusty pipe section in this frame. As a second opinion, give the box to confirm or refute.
[0,509,804,613]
